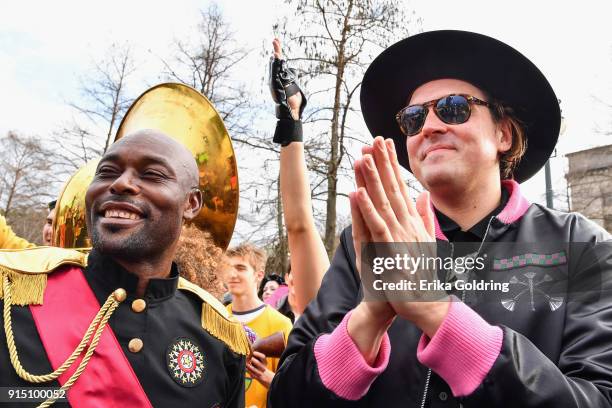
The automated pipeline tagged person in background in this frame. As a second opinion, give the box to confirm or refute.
[259,274,286,303]
[222,243,292,408]
[259,269,298,323]
[1,198,55,249]
[42,200,57,246]
[269,38,330,315]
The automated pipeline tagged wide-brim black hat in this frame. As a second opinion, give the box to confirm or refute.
[360,30,561,183]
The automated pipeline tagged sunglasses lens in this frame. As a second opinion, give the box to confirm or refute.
[436,95,471,124]
[399,105,427,136]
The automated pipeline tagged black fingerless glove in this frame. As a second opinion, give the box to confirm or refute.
[269,56,307,146]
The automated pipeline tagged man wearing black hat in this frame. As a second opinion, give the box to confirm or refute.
[269,31,612,407]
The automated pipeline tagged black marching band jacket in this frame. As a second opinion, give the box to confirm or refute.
[0,248,248,407]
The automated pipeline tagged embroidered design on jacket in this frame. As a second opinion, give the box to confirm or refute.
[167,337,205,387]
[494,251,567,270]
[501,272,564,312]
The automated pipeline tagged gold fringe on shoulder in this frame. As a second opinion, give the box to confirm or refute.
[0,247,88,306]
[0,266,47,306]
[202,302,252,356]
[177,277,251,356]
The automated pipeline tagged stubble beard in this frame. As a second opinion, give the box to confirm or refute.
[90,222,175,263]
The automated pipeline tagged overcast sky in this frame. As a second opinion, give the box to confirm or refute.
[2,0,611,223]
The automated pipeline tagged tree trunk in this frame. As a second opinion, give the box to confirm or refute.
[3,169,21,217]
[323,0,352,258]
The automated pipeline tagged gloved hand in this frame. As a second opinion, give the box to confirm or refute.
[269,38,307,146]
[269,57,307,120]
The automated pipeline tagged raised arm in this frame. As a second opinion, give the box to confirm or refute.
[270,38,329,314]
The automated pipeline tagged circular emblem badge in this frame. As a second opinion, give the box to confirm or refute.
[166,337,205,387]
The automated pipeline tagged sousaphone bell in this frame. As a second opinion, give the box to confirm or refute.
[53,83,239,250]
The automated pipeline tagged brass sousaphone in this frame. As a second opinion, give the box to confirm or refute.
[53,83,239,250]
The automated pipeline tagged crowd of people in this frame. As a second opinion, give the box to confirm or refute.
[1,30,612,408]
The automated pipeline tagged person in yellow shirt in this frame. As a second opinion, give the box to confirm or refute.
[0,213,34,249]
[222,243,293,408]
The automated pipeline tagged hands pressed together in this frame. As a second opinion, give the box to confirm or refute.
[348,137,450,362]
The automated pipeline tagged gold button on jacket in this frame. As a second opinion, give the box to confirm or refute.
[131,299,146,313]
[128,338,144,353]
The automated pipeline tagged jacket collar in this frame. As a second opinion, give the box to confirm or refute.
[435,188,509,242]
[433,179,531,242]
[85,249,179,301]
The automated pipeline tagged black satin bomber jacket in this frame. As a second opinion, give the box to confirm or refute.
[269,202,612,408]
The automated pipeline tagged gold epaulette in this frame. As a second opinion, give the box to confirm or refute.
[0,246,88,305]
[178,277,251,356]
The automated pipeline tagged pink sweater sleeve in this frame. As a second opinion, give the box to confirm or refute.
[313,311,391,400]
[417,300,503,396]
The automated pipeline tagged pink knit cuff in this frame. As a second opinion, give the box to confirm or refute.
[314,311,391,400]
[417,301,503,396]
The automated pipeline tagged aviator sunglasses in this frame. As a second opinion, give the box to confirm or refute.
[395,94,494,137]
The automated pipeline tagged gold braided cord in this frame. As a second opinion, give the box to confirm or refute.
[3,274,117,382]
[2,274,121,407]
[37,300,120,408]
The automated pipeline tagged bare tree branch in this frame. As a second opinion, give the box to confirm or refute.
[276,0,419,255]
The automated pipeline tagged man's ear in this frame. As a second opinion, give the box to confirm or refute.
[255,268,265,284]
[183,188,203,222]
[497,118,513,154]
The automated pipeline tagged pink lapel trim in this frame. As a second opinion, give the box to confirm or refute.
[432,209,449,241]
[496,179,531,224]
[430,179,530,241]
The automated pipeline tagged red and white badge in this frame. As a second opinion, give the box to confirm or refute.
[166,337,205,387]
